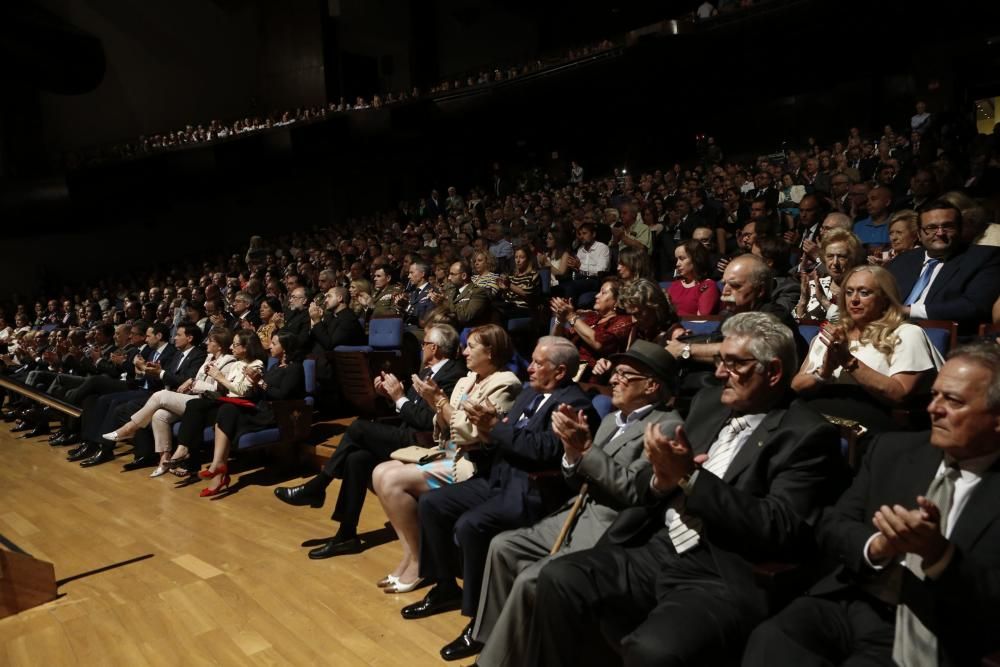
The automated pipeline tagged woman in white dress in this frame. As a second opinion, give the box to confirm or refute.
[792,265,944,432]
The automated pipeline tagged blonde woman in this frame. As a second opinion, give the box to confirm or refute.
[471,250,502,296]
[792,265,943,431]
[370,325,520,593]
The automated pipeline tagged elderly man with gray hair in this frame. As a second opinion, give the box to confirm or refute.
[400,336,601,661]
[530,312,847,666]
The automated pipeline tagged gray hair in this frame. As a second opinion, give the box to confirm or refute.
[425,323,460,359]
[822,212,853,234]
[234,291,252,304]
[720,312,797,389]
[536,335,580,379]
[410,260,431,278]
[319,269,337,282]
[731,253,772,294]
[947,342,1000,411]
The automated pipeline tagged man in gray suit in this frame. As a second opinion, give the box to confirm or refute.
[470,340,681,666]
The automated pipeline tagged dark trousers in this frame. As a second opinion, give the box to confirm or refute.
[532,530,754,667]
[323,419,416,534]
[83,390,149,446]
[741,595,895,667]
[418,478,540,617]
[64,375,128,433]
[560,277,601,306]
[176,398,221,471]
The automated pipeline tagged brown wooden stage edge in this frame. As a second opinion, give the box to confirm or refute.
[0,548,58,619]
[0,419,455,666]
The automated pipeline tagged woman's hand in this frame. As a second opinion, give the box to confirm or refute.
[177,379,194,394]
[412,375,445,407]
[205,363,224,381]
[244,366,263,385]
[818,324,851,374]
[592,358,612,376]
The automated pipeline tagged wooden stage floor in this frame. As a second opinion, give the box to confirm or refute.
[0,427,466,666]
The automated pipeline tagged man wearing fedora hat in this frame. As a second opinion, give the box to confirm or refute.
[468,340,682,666]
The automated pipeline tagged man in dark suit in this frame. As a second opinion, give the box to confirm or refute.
[888,200,1000,334]
[274,324,466,558]
[281,287,312,350]
[77,322,206,467]
[529,312,846,666]
[399,337,600,662]
[472,341,682,666]
[743,343,1000,666]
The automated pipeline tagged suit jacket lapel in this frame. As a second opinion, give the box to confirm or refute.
[690,403,730,458]
[592,414,617,450]
[723,407,784,483]
[950,462,1000,550]
[926,256,960,301]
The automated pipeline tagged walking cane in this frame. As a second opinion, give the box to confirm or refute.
[549,483,588,555]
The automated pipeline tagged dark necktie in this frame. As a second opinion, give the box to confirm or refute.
[515,393,545,430]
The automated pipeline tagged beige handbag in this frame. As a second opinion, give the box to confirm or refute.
[390,446,447,464]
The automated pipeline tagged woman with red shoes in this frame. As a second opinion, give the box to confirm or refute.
[192,329,304,496]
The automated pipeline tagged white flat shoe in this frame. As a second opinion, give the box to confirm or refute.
[383,577,424,594]
[376,574,399,588]
[102,430,120,442]
[149,465,169,478]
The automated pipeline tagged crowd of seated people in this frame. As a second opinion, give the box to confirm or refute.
[4,101,1000,664]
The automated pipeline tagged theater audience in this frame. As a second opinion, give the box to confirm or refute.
[792,265,944,432]
[399,336,598,661]
[370,325,520,593]
[550,279,633,382]
[528,312,846,666]
[473,341,681,666]
[102,329,266,476]
[744,343,1000,667]
[274,324,466,558]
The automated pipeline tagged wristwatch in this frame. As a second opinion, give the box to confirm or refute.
[681,344,691,360]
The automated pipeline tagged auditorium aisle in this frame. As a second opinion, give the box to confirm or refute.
[0,427,457,666]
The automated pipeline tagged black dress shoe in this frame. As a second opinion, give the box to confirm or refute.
[49,432,80,447]
[10,420,33,433]
[440,620,483,661]
[400,584,463,620]
[80,449,115,467]
[20,423,50,439]
[274,483,326,508]
[121,456,157,472]
[308,536,362,559]
[67,443,98,462]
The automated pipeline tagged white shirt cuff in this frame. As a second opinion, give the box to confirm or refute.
[863,533,893,570]
[159,370,165,380]
[394,396,410,412]
[561,454,582,472]
[908,304,928,319]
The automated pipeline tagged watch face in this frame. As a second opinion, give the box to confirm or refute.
[681,346,691,360]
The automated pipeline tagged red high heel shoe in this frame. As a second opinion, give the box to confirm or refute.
[198,464,228,480]
[199,473,231,497]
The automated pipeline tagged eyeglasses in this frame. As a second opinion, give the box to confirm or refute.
[920,223,957,234]
[712,354,758,374]
[611,368,650,384]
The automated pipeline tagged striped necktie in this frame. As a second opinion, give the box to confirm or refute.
[903,258,940,305]
[667,416,750,554]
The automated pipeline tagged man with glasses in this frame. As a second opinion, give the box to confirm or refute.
[529,312,846,666]
[274,324,466,558]
[472,341,682,666]
[887,200,1000,334]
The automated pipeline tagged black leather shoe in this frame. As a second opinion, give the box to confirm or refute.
[10,420,33,433]
[20,423,50,439]
[80,449,115,467]
[274,483,326,508]
[400,584,463,620]
[121,456,157,472]
[67,443,98,462]
[49,431,80,447]
[440,620,483,661]
[308,536,362,559]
